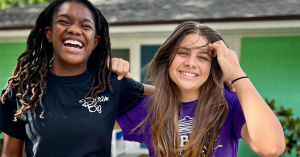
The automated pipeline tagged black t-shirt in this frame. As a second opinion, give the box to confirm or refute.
[0,68,144,157]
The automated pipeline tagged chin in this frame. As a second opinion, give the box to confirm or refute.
[63,55,86,64]
[179,85,198,91]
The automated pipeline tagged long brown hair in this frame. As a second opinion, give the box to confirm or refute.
[136,21,229,157]
[1,0,113,121]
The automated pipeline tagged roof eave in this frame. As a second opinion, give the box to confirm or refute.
[109,15,300,26]
[1,15,300,30]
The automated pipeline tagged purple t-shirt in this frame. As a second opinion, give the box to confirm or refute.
[117,88,246,157]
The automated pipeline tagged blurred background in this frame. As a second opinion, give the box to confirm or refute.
[0,0,299,156]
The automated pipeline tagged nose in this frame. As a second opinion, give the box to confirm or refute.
[184,56,197,68]
[67,24,82,35]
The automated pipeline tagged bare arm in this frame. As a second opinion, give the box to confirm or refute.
[2,133,24,157]
[143,84,155,97]
[236,77,285,157]
[210,41,285,157]
[113,121,121,130]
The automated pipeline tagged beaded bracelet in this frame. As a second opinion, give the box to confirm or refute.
[231,76,248,84]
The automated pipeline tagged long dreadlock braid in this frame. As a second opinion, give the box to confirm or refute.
[1,0,113,121]
[85,7,113,99]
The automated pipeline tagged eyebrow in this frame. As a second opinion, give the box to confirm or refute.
[178,47,210,55]
[56,14,94,25]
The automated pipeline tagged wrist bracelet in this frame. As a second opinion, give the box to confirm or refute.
[231,76,248,84]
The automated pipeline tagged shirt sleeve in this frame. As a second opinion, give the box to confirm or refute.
[118,77,144,115]
[224,88,246,140]
[0,84,26,140]
[117,97,150,143]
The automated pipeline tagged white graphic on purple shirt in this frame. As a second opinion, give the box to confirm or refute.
[179,116,193,155]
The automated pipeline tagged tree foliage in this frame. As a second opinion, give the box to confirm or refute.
[0,0,53,9]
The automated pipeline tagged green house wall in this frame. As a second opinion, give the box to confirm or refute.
[0,43,26,88]
[238,36,300,157]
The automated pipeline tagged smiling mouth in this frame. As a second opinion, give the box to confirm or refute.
[179,71,198,77]
[63,40,83,49]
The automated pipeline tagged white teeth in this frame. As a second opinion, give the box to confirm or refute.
[64,40,83,48]
[181,72,196,77]
[76,41,82,47]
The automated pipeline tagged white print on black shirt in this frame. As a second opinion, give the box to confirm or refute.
[179,116,193,155]
[79,96,109,113]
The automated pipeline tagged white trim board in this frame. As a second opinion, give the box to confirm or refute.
[109,20,300,34]
[1,20,300,39]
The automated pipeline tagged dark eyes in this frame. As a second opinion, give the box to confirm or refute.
[177,52,208,60]
[57,20,92,29]
[177,52,187,56]
[198,56,208,60]
[81,25,92,29]
[58,20,69,25]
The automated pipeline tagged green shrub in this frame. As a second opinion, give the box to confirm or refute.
[266,99,300,156]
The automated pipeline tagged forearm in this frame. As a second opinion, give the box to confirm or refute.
[1,153,23,157]
[143,84,155,97]
[234,77,285,156]
[2,133,24,157]
[113,121,121,129]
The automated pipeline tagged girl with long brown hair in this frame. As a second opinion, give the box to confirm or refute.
[116,21,285,157]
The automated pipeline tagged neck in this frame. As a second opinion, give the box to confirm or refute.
[180,89,199,102]
[50,61,87,76]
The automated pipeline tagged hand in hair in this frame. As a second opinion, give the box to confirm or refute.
[108,58,132,80]
[209,40,246,81]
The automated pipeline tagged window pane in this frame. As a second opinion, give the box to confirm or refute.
[111,49,130,63]
[141,45,160,83]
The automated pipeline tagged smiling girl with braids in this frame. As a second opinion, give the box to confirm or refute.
[0,0,150,156]
[115,21,285,157]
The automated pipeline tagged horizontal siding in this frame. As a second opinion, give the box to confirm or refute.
[238,36,300,157]
[0,42,26,88]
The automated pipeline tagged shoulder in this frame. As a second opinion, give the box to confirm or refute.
[1,83,9,95]
[223,88,240,110]
[223,88,238,103]
[131,96,152,112]
[106,73,122,88]
[118,96,152,119]
[109,73,118,80]
[2,83,11,94]
[0,84,19,116]
[1,83,17,103]
[107,73,118,83]
[109,73,143,92]
[140,96,152,107]
[108,73,140,86]
[117,96,151,124]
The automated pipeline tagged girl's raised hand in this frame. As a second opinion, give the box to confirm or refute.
[109,58,132,80]
[209,41,246,82]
